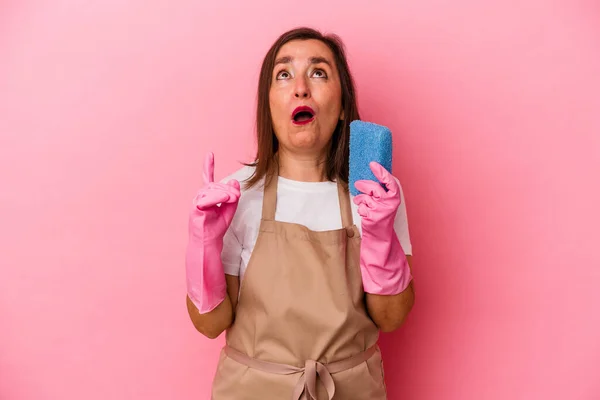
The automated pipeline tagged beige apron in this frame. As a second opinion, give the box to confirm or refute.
[211,172,387,400]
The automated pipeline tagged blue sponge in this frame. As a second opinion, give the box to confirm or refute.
[348,120,393,196]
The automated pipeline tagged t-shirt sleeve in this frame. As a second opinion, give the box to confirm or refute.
[394,178,413,256]
[218,174,245,277]
[221,223,242,276]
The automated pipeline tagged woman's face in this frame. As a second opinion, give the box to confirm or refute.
[269,39,344,157]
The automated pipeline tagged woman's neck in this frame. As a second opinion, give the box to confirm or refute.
[276,149,328,182]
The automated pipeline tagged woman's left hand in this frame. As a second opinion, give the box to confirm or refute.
[353,162,412,296]
[353,161,401,229]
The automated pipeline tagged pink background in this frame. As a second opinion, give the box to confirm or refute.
[1,1,599,399]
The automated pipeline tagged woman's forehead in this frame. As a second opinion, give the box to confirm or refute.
[275,39,335,64]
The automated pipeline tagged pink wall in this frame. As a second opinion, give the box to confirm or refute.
[1,1,599,399]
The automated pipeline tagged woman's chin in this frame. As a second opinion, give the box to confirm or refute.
[287,131,323,150]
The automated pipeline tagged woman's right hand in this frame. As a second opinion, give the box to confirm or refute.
[186,152,240,315]
[189,152,241,243]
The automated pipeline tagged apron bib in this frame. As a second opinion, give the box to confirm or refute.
[211,172,386,400]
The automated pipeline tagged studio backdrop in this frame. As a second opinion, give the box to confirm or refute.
[1,1,599,399]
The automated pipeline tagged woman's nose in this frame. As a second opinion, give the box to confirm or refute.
[294,78,310,98]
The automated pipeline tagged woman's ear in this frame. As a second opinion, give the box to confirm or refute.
[339,109,345,121]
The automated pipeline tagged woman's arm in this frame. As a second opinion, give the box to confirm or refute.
[365,256,414,332]
[353,163,415,333]
[186,274,240,339]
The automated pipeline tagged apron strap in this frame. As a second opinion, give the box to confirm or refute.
[262,171,278,221]
[337,181,354,228]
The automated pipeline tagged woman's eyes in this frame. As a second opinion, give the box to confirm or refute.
[276,70,291,80]
[312,69,327,78]
[275,68,328,80]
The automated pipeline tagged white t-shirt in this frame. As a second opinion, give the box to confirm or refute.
[220,166,413,282]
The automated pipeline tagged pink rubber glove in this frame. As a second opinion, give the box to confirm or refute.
[353,162,412,295]
[186,152,240,314]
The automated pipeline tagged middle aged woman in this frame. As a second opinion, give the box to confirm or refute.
[185,27,415,399]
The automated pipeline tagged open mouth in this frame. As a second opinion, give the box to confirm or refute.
[292,106,315,125]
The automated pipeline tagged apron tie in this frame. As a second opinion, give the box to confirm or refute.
[291,359,336,400]
[224,345,378,400]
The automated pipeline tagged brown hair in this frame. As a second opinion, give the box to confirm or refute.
[244,27,360,188]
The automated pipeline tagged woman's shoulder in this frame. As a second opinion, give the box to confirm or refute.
[220,164,265,212]
[219,165,262,192]
[220,165,264,228]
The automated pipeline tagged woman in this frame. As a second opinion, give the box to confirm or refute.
[185,27,415,399]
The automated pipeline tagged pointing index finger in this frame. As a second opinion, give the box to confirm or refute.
[203,152,215,184]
